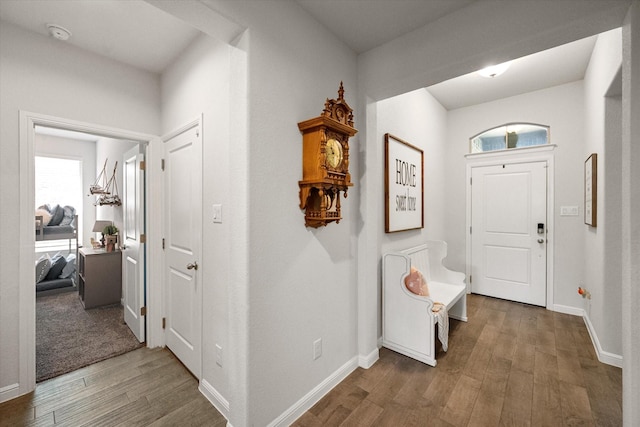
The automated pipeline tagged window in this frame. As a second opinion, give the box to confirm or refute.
[470,123,549,153]
[35,156,83,246]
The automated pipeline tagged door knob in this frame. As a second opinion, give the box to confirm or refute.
[187,262,198,270]
[537,238,544,244]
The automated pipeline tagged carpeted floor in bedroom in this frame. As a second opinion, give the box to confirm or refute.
[36,291,143,382]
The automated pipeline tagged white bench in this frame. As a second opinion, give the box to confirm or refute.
[382,241,467,366]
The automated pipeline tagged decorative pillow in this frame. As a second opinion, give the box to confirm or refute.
[404,266,429,296]
[48,204,64,226]
[45,254,67,281]
[35,208,52,226]
[60,205,76,226]
[35,254,52,283]
[59,254,76,279]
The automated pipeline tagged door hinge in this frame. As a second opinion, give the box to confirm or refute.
[161,158,165,171]
[162,317,166,329]
[140,234,146,244]
[140,306,147,316]
[139,160,146,171]
[470,177,472,185]
[470,275,472,283]
[162,238,165,249]
[470,226,472,234]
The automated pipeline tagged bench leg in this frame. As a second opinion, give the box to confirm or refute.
[449,296,468,322]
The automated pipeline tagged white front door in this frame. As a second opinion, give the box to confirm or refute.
[122,146,146,342]
[471,161,547,306]
[163,121,202,378]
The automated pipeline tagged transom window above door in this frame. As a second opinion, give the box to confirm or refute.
[470,123,549,153]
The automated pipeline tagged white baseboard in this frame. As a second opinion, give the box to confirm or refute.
[552,304,623,368]
[267,356,359,427]
[0,383,19,403]
[199,379,230,420]
[552,304,584,317]
[582,314,623,368]
[358,347,379,369]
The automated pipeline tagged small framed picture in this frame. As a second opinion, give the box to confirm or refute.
[585,153,597,227]
[384,134,424,233]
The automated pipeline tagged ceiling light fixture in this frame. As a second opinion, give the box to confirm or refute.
[46,24,72,41]
[477,61,511,78]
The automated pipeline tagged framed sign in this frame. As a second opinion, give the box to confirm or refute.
[584,153,597,227]
[385,133,424,233]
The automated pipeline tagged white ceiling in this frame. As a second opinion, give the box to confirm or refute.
[0,0,601,110]
[0,0,200,74]
[427,35,597,110]
[294,0,475,54]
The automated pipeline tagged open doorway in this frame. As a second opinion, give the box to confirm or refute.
[33,125,146,382]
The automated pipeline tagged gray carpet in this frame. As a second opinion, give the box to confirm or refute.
[36,291,143,382]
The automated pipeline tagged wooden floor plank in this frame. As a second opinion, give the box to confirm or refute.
[0,295,622,427]
[558,381,594,425]
[531,378,562,427]
[439,374,482,427]
[500,368,534,425]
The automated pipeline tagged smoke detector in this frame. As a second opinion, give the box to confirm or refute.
[46,24,72,41]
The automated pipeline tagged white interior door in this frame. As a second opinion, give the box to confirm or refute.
[471,161,547,306]
[122,146,145,342]
[163,121,202,378]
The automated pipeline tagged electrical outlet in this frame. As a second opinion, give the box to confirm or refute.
[216,344,223,367]
[313,338,322,360]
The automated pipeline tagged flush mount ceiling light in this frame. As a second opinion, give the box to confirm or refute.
[46,24,72,41]
[477,61,511,78]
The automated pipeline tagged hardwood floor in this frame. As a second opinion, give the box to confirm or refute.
[294,294,622,427]
[0,294,622,426]
[0,348,226,427]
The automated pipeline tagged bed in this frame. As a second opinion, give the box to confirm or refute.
[35,204,79,295]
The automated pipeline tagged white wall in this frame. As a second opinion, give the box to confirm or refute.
[621,2,640,424]
[583,29,624,357]
[34,134,96,248]
[194,1,359,425]
[0,21,160,399]
[161,32,232,408]
[377,89,449,249]
[242,6,357,426]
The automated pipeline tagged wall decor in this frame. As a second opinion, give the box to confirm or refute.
[585,153,597,227]
[298,82,357,228]
[90,159,122,206]
[385,133,424,233]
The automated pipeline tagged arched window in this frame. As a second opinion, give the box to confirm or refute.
[470,123,549,153]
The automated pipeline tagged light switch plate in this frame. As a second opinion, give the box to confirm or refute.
[560,206,579,216]
[213,204,222,223]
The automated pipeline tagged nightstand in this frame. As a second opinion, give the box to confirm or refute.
[78,247,122,309]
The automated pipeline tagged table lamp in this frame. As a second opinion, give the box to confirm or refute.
[92,220,112,248]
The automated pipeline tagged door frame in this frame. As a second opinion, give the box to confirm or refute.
[465,144,556,309]
[17,111,164,397]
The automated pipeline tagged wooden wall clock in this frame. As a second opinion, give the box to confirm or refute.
[298,82,357,228]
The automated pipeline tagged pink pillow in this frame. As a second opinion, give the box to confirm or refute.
[404,267,429,296]
[35,208,51,226]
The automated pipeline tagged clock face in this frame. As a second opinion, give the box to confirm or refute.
[325,138,343,169]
